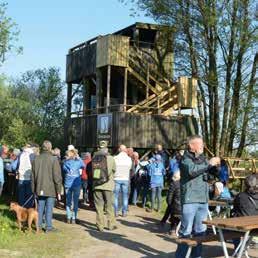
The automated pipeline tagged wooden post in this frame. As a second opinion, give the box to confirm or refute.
[106,65,111,113]
[157,96,161,114]
[67,83,72,117]
[83,78,91,115]
[96,69,102,114]
[123,67,128,111]
[146,64,150,99]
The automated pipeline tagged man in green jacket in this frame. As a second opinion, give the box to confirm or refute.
[175,135,220,258]
[31,140,62,233]
[93,145,116,232]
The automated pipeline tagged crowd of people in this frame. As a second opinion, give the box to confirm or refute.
[0,135,257,257]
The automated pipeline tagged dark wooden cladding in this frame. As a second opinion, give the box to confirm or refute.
[66,43,96,83]
[65,112,198,149]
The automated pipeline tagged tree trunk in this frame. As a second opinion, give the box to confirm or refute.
[219,0,238,155]
[236,53,257,157]
[227,0,249,155]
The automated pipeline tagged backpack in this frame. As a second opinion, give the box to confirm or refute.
[219,165,229,183]
[92,154,109,186]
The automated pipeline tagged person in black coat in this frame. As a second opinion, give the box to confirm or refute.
[233,174,258,217]
[232,174,258,249]
[167,170,181,235]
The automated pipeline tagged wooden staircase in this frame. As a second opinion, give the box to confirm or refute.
[126,46,178,115]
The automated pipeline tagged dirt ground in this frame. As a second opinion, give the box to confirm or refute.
[1,202,258,258]
[51,204,258,258]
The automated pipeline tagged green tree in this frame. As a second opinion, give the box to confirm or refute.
[121,0,257,156]
[0,68,66,148]
[0,2,22,64]
[11,67,66,147]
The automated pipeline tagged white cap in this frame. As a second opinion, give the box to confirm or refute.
[215,182,224,195]
[68,144,75,151]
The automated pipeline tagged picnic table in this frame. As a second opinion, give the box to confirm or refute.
[203,215,258,258]
[208,199,233,207]
[208,199,234,221]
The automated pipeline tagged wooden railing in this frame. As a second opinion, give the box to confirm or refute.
[224,157,258,179]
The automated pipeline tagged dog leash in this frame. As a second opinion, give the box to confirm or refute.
[22,194,34,208]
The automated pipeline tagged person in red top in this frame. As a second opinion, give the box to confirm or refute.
[81,152,92,205]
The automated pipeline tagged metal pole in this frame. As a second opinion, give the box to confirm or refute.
[218,228,229,258]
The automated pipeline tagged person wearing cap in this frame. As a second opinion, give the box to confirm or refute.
[146,154,166,212]
[63,149,85,224]
[68,144,75,151]
[93,144,117,231]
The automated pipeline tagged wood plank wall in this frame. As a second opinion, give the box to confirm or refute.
[66,43,97,83]
[65,112,198,149]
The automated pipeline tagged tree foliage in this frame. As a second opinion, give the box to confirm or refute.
[0,68,66,148]
[121,0,257,157]
[0,2,22,64]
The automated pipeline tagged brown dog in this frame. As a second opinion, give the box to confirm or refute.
[10,202,39,233]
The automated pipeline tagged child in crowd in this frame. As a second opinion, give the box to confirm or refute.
[166,169,181,235]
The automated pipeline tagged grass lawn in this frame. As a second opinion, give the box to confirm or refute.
[0,196,73,258]
[0,191,168,258]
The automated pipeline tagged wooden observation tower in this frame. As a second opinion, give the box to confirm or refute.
[65,22,198,150]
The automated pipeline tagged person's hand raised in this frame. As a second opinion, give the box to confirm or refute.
[209,157,221,166]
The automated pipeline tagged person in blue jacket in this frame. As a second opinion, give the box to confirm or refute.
[147,154,166,212]
[63,149,85,223]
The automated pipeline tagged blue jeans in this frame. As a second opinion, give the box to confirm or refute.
[114,180,129,215]
[132,182,148,207]
[175,203,208,258]
[81,180,88,203]
[38,196,55,230]
[65,186,81,220]
[151,186,162,211]
[18,180,33,208]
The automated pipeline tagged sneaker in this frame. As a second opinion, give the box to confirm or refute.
[67,218,71,224]
[122,213,127,218]
[146,208,153,213]
[97,226,104,232]
[108,225,118,231]
[159,221,166,227]
[45,227,58,233]
[71,219,76,224]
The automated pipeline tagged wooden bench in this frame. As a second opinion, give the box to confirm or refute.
[175,231,244,258]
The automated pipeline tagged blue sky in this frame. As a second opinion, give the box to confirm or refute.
[0,0,153,80]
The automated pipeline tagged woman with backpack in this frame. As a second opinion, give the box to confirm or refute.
[63,149,85,224]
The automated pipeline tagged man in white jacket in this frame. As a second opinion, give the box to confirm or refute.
[17,144,35,207]
[114,145,133,217]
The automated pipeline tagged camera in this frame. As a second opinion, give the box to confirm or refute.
[203,165,220,182]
